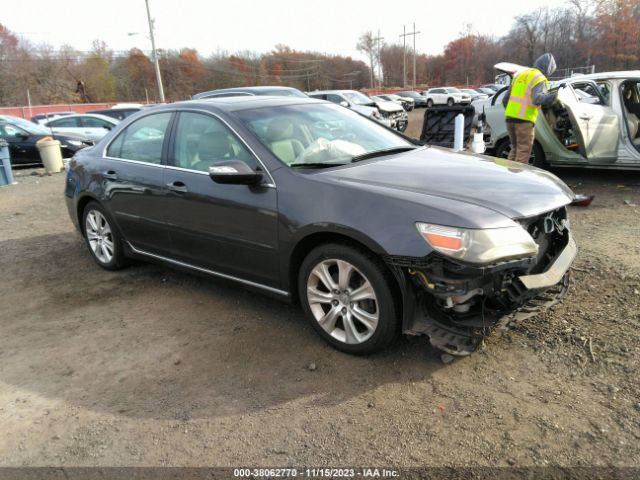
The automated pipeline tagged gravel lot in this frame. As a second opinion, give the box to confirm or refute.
[1,118,639,469]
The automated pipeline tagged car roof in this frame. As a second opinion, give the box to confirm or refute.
[32,111,74,117]
[308,89,359,95]
[193,86,304,99]
[0,114,26,122]
[152,96,325,114]
[566,70,640,82]
[45,113,118,123]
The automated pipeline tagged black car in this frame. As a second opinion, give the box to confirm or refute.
[192,86,307,100]
[395,91,428,107]
[65,96,576,356]
[0,115,94,165]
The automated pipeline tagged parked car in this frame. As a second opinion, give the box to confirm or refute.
[376,93,414,111]
[307,89,384,125]
[422,87,471,107]
[0,115,94,165]
[480,84,502,92]
[479,65,640,168]
[369,95,409,131]
[43,114,119,142]
[476,87,497,96]
[65,96,576,356]
[31,111,76,125]
[88,106,142,121]
[395,90,428,107]
[193,86,308,100]
[460,89,489,102]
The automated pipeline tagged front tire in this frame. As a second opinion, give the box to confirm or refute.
[426,99,434,108]
[298,244,399,355]
[82,201,128,270]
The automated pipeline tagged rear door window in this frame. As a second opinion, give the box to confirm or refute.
[49,117,80,127]
[326,94,344,104]
[81,117,112,128]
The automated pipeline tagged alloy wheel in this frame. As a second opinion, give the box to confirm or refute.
[85,210,114,264]
[306,259,379,345]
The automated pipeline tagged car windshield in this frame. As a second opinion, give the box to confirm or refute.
[237,103,413,167]
[2,116,50,135]
[342,91,374,105]
[446,88,461,93]
[399,91,420,98]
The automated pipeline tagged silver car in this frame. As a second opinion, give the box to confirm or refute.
[43,114,119,142]
[479,65,640,168]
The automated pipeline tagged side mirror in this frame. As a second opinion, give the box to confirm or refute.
[209,160,263,185]
[340,101,349,108]
[15,132,29,139]
[103,125,112,130]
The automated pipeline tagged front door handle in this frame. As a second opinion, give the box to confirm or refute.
[167,181,188,193]
[579,114,593,120]
[103,170,117,180]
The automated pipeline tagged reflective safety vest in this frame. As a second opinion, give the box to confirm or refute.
[505,68,548,123]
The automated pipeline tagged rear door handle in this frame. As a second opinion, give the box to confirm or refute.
[103,170,117,180]
[580,114,593,120]
[167,181,188,193]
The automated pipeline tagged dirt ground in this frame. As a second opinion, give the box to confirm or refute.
[0,121,639,469]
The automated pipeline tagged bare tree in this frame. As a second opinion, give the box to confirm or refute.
[356,32,377,88]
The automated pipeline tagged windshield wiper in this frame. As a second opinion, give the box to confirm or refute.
[289,162,348,169]
[351,146,418,163]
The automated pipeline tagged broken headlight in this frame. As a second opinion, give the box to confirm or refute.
[415,222,539,264]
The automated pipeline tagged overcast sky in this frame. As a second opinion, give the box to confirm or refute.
[5,0,566,60]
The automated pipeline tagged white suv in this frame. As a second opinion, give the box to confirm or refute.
[422,87,471,107]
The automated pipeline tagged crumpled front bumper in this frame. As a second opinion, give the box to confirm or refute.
[519,235,577,290]
[388,225,577,356]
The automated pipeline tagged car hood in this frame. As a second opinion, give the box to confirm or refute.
[320,147,574,220]
[375,101,404,113]
[494,62,528,78]
[351,104,376,116]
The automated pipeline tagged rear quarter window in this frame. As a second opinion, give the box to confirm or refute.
[106,112,172,164]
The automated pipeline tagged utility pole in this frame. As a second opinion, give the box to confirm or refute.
[400,24,420,89]
[412,23,420,89]
[373,30,384,89]
[400,25,407,88]
[145,0,165,103]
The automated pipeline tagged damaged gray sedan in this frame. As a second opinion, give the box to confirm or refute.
[65,97,577,356]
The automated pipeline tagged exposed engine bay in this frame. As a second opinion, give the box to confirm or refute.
[543,102,583,155]
[386,207,574,355]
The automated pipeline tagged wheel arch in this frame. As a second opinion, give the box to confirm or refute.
[76,193,101,237]
[495,135,546,165]
[287,230,402,309]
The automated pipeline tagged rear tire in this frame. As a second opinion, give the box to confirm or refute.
[298,244,399,355]
[82,201,128,270]
[495,138,546,168]
[447,98,454,107]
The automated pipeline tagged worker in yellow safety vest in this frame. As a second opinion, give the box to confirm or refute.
[502,53,558,164]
